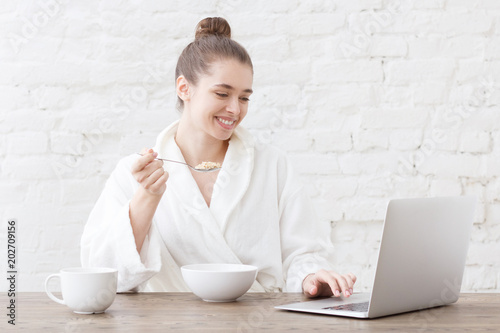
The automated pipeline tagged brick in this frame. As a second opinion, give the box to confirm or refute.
[477,0,500,9]
[459,131,491,153]
[336,0,383,10]
[361,107,429,129]
[430,178,462,197]
[373,85,413,106]
[342,197,388,221]
[227,13,277,37]
[413,82,448,104]
[314,197,344,222]
[0,109,58,133]
[119,133,158,156]
[35,85,72,110]
[252,107,308,132]
[434,12,493,34]
[331,221,383,245]
[289,153,340,175]
[246,36,290,62]
[6,36,61,62]
[457,108,500,132]
[389,175,432,197]
[462,265,497,291]
[244,107,280,130]
[456,60,500,83]
[275,13,346,36]
[486,37,500,60]
[337,151,400,175]
[384,60,455,84]
[254,60,311,85]
[252,84,302,107]
[0,86,36,110]
[89,63,154,86]
[57,178,108,205]
[442,35,486,59]
[290,36,342,61]
[357,10,431,35]
[317,176,359,199]
[296,0,337,12]
[308,110,362,133]
[254,0,299,13]
[486,203,500,237]
[389,129,422,150]
[272,130,313,152]
[50,132,84,155]
[353,129,389,151]
[0,135,6,156]
[485,177,500,204]
[417,153,482,178]
[407,35,443,59]
[368,36,408,57]
[420,126,459,152]
[0,63,90,85]
[6,131,48,154]
[357,175,395,197]
[25,179,66,205]
[413,0,445,9]
[388,11,492,35]
[461,188,485,224]
[313,60,383,83]
[0,181,28,205]
[408,35,486,59]
[303,84,376,109]
[2,156,60,180]
[485,153,500,177]
[311,130,352,152]
[467,243,500,266]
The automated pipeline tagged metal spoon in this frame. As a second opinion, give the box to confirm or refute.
[136,153,221,173]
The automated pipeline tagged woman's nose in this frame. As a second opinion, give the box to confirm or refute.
[226,97,240,115]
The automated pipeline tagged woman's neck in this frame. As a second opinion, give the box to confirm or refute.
[175,118,228,166]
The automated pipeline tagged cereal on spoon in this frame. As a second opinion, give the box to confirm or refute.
[194,161,221,170]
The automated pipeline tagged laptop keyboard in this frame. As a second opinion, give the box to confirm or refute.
[323,301,369,312]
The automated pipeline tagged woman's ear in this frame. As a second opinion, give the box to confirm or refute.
[176,75,190,102]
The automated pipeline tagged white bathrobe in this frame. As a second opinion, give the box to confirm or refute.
[81,120,333,293]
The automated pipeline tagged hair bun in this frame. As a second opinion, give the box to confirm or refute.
[195,17,231,40]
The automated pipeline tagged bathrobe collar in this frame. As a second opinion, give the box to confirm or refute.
[154,120,255,234]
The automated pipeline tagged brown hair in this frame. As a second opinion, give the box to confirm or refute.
[175,17,253,109]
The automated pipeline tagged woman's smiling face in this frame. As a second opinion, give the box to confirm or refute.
[179,59,253,141]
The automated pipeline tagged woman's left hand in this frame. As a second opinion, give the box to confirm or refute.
[302,270,357,298]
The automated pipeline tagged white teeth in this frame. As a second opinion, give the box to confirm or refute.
[217,117,235,125]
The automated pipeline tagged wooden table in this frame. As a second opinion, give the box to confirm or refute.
[3,292,499,332]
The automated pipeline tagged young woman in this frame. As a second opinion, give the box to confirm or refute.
[81,17,356,298]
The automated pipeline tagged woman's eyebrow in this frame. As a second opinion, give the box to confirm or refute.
[213,83,253,94]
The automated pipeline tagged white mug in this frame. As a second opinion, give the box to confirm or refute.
[45,267,118,314]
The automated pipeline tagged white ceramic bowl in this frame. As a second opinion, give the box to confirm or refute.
[181,263,258,302]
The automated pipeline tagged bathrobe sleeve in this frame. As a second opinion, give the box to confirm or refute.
[80,155,162,292]
[277,154,334,292]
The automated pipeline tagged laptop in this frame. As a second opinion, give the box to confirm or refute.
[275,196,476,319]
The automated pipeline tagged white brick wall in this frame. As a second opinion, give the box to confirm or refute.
[1,0,499,293]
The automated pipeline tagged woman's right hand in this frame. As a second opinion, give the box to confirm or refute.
[131,148,169,196]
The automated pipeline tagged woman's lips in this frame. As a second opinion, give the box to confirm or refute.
[216,116,236,129]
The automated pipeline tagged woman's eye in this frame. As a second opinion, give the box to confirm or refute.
[216,93,228,98]
[240,97,250,102]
